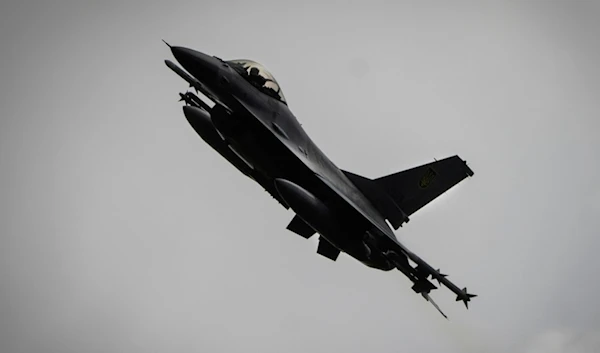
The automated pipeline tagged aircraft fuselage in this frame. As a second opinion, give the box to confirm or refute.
[169,47,400,271]
[165,44,478,317]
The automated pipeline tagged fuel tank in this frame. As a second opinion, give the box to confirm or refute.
[182,106,221,145]
[274,178,350,251]
[182,105,253,176]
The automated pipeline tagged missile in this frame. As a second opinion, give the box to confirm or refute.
[165,60,228,109]
[179,92,211,111]
[434,269,448,284]
[456,287,477,309]
[179,92,194,105]
[165,60,201,90]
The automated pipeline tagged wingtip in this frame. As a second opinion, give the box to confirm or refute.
[456,287,477,309]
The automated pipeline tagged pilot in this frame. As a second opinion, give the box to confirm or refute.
[248,67,267,87]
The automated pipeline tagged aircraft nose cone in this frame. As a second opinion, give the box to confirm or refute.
[171,46,218,80]
[170,46,196,62]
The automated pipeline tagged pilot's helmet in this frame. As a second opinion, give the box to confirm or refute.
[249,67,260,76]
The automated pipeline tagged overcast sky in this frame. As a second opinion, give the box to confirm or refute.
[1,1,599,353]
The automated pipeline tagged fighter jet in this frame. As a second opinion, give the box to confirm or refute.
[164,42,476,319]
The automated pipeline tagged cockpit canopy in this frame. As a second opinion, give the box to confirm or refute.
[227,59,287,104]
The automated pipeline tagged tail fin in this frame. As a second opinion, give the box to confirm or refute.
[343,156,473,229]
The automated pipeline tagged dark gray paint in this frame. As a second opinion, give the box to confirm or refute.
[1,1,599,353]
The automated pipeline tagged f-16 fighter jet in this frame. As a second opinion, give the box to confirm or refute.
[164,42,476,319]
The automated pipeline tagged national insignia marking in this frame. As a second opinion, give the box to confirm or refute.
[419,167,437,188]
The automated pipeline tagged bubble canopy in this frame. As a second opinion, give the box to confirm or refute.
[227,59,287,104]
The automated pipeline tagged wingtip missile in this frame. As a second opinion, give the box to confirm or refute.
[434,269,448,284]
[455,287,477,309]
[165,60,209,99]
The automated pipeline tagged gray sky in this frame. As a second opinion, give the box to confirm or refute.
[1,1,599,352]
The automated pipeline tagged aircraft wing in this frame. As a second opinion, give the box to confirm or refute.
[401,246,477,308]
[226,96,477,310]
[315,173,476,309]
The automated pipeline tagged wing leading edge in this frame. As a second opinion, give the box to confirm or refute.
[229,89,476,314]
[332,157,477,313]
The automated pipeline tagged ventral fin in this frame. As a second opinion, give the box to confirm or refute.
[317,237,340,261]
[286,215,315,239]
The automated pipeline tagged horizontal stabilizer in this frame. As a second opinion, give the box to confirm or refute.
[374,156,473,216]
[342,170,409,229]
[287,215,316,239]
[317,237,340,261]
